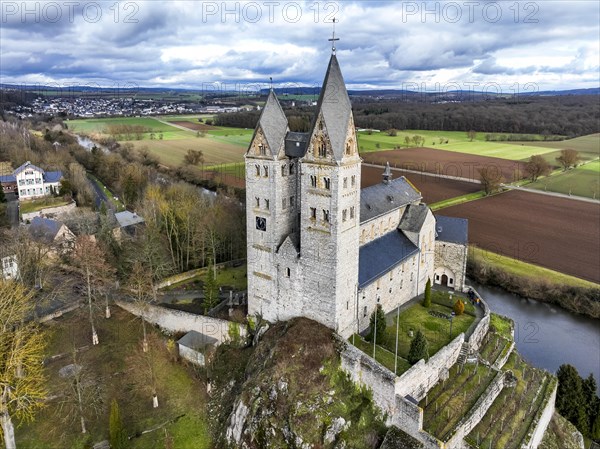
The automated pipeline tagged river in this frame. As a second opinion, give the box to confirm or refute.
[473,282,600,392]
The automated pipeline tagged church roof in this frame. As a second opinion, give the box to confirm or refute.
[399,204,430,234]
[312,55,353,161]
[358,230,419,288]
[254,90,289,157]
[360,176,422,223]
[435,215,468,245]
[285,132,309,158]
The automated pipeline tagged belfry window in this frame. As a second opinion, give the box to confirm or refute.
[310,175,317,188]
[343,177,348,188]
[281,165,287,176]
[255,197,260,207]
[265,199,270,210]
[342,209,347,222]
[310,207,317,220]
[263,166,269,177]
[351,175,356,187]
[255,165,260,177]
[318,142,327,158]
[323,177,331,190]
[350,206,355,219]
[289,163,295,175]
[258,144,266,155]
[286,268,291,278]
[323,209,330,223]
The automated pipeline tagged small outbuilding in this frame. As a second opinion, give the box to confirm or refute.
[177,331,217,366]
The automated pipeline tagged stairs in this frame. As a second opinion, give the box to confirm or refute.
[457,342,470,364]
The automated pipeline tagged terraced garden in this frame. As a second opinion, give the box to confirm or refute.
[420,363,498,441]
[478,330,512,367]
[466,352,553,449]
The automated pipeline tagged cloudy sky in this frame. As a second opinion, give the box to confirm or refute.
[1,1,599,93]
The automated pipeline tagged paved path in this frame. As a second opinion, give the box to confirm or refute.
[501,183,600,204]
[5,194,19,227]
[151,117,195,133]
[86,174,110,209]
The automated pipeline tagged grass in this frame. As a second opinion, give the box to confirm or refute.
[469,246,599,289]
[380,298,475,361]
[478,331,512,366]
[16,307,211,449]
[509,133,600,155]
[489,313,513,340]
[88,173,125,211]
[350,334,412,376]
[356,130,556,160]
[421,362,497,441]
[526,160,600,199]
[19,196,70,214]
[429,191,487,210]
[164,264,247,291]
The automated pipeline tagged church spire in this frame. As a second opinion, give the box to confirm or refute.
[328,18,339,54]
[249,88,288,157]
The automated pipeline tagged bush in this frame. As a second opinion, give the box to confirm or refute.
[109,399,127,449]
[423,278,432,308]
[453,299,465,316]
[408,330,428,365]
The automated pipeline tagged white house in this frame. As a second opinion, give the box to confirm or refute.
[12,161,63,200]
[1,254,18,280]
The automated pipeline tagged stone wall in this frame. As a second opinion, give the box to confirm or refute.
[21,200,76,222]
[116,300,247,344]
[395,333,465,401]
[156,259,245,289]
[434,240,467,291]
[443,370,506,449]
[465,286,490,352]
[522,378,558,449]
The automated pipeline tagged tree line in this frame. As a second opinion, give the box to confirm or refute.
[214,94,599,137]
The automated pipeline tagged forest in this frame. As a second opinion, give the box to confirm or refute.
[215,94,600,137]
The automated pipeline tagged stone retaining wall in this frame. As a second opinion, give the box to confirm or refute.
[522,378,558,449]
[395,333,465,401]
[465,285,490,352]
[21,200,76,222]
[116,300,246,344]
[156,259,246,289]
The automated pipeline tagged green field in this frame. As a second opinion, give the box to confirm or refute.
[511,133,600,154]
[357,130,556,160]
[526,160,600,198]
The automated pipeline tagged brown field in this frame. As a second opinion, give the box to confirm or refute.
[167,120,218,131]
[362,148,528,183]
[440,191,600,283]
[362,165,480,204]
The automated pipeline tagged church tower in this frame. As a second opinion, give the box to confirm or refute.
[245,90,297,318]
[298,54,361,337]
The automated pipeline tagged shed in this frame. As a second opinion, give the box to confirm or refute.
[177,331,217,366]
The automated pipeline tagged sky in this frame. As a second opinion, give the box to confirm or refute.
[1,1,599,93]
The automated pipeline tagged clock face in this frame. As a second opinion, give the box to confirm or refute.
[256,217,267,231]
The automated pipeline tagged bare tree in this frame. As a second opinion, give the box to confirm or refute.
[524,155,551,181]
[183,149,204,166]
[467,130,477,142]
[556,149,580,170]
[478,166,504,195]
[71,235,115,345]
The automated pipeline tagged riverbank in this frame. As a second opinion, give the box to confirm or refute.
[468,246,600,319]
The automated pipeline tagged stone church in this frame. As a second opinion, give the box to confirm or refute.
[245,53,468,338]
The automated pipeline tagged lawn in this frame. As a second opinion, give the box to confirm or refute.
[357,130,555,160]
[16,307,211,449]
[20,196,70,214]
[420,362,497,441]
[526,160,600,199]
[469,246,599,289]
[510,133,600,155]
[350,334,412,376]
[206,127,254,147]
[429,191,487,211]
[164,264,247,291]
[379,296,475,361]
[68,117,183,135]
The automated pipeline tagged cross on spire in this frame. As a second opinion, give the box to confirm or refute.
[328,17,339,54]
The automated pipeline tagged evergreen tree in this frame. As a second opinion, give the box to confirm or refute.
[423,278,431,308]
[557,364,588,434]
[408,330,428,365]
[583,374,600,437]
[203,261,219,313]
[367,304,386,345]
[0,183,6,203]
[453,299,465,316]
[109,399,127,449]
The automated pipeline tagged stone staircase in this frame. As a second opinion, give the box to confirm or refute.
[457,342,470,364]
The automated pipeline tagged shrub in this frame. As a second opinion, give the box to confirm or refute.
[423,278,432,308]
[109,399,127,449]
[408,330,428,364]
[453,299,465,316]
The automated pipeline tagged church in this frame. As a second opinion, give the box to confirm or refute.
[245,51,468,339]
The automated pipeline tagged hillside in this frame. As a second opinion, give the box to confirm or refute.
[207,318,388,449]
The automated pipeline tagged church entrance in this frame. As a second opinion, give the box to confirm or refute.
[441,274,449,286]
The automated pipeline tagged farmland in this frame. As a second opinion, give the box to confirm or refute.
[526,160,600,198]
[439,190,600,283]
[362,148,527,183]
[362,165,481,204]
[357,130,556,160]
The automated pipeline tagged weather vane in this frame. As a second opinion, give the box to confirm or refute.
[328,17,339,54]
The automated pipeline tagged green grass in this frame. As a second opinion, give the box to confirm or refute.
[357,130,556,160]
[429,191,487,211]
[19,196,70,214]
[380,299,475,361]
[489,314,513,340]
[206,127,254,147]
[16,307,211,449]
[526,160,600,199]
[470,246,599,289]
[165,264,247,291]
[88,173,125,211]
[350,335,412,376]
[509,133,600,155]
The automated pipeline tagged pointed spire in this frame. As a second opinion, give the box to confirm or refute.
[252,89,288,157]
[383,162,393,184]
[312,54,352,161]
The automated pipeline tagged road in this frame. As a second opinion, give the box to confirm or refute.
[5,193,19,227]
[501,184,600,204]
[86,174,111,209]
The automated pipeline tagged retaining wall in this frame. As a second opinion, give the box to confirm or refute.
[395,333,465,401]
[116,300,246,344]
[465,285,490,352]
[156,258,246,289]
[21,200,76,222]
[522,378,558,449]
